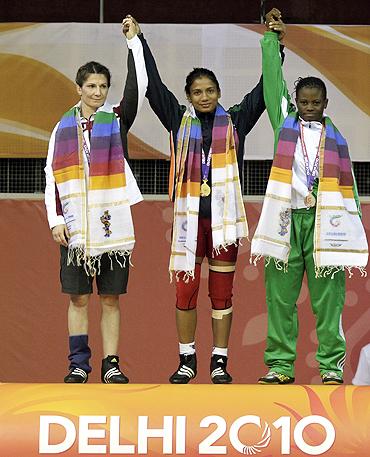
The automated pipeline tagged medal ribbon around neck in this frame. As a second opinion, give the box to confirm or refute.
[79,111,94,165]
[299,123,323,191]
[200,147,212,197]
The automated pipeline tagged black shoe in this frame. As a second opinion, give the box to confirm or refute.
[101,355,129,384]
[210,354,232,384]
[169,353,197,384]
[64,367,88,383]
[258,371,295,384]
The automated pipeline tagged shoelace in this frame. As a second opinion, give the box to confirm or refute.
[322,371,340,379]
[276,373,291,382]
[265,371,291,382]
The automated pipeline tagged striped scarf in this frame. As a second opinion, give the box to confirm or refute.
[170,104,248,280]
[52,103,135,275]
[251,112,368,275]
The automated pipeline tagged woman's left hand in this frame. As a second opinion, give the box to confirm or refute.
[265,8,286,41]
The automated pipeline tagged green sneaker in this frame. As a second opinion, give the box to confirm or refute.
[258,371,295,385]
[321,371,343,385]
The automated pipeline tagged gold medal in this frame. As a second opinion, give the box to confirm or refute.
[200,179,211,197]
[305,192,316,208]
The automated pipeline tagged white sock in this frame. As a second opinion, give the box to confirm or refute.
[212,347,228,357]
[179,342,196,355]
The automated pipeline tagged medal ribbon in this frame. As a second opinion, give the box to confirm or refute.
[80,112,94,165]
[299,124,322,191]
[201,147,212,182]
[82,132,91,165]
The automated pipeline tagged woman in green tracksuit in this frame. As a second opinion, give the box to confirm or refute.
[252,11,368,385]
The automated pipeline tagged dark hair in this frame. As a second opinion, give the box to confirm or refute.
[184,67,220,95]
[294,76,327,99]
[75,61,111,88]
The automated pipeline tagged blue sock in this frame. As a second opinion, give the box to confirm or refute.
[68,334,92,373]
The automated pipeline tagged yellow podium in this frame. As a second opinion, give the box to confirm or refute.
[0,384,369,456]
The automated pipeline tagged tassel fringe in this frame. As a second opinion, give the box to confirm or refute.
[67,246,132,276]
[315,265,367,279]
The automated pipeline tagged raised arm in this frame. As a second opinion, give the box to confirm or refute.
[136,29,184,133]
[228,76,265,145]
[228,9,287,156]
[120,16,148,132]
[260,9,290,138]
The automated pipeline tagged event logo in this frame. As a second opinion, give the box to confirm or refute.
[329,214,342,227]
[100,210,112,238]
[278,208,291,236]
[39,414,335,455]
[242,418,271,454]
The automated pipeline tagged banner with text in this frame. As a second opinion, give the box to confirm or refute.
[0,384,369,456]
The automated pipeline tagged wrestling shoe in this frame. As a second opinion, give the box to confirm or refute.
[101,355,129,384]
[210,354,232,384]
[258,371,295,384]
[64,367,88,383]
[321,371,343,385]
[169,353,197,384]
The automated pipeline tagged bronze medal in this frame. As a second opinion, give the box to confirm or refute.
[305,192,316,208]
[200,179,211,197]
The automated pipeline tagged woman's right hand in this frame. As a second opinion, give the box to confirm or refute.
[122,15,141,39]
[52,224,70,247]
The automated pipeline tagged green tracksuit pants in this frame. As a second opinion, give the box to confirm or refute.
[264,207,346,378]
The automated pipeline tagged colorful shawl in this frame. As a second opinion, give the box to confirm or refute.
[251,112,368,275]
[169,104,248,280]
[52,103,135,275]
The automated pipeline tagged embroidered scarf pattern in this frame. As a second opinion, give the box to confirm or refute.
[169,104,248,280]
[251,112,368,275]
[52,103,135,275]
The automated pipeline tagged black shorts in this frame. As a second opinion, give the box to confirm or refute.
[60,246,129,295]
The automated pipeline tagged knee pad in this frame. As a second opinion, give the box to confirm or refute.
[209,269,235,310]
[176,263,201,310]
[212,306,233,320]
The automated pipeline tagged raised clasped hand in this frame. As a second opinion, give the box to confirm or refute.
[265,8,286,41]
[122,15,141,39]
